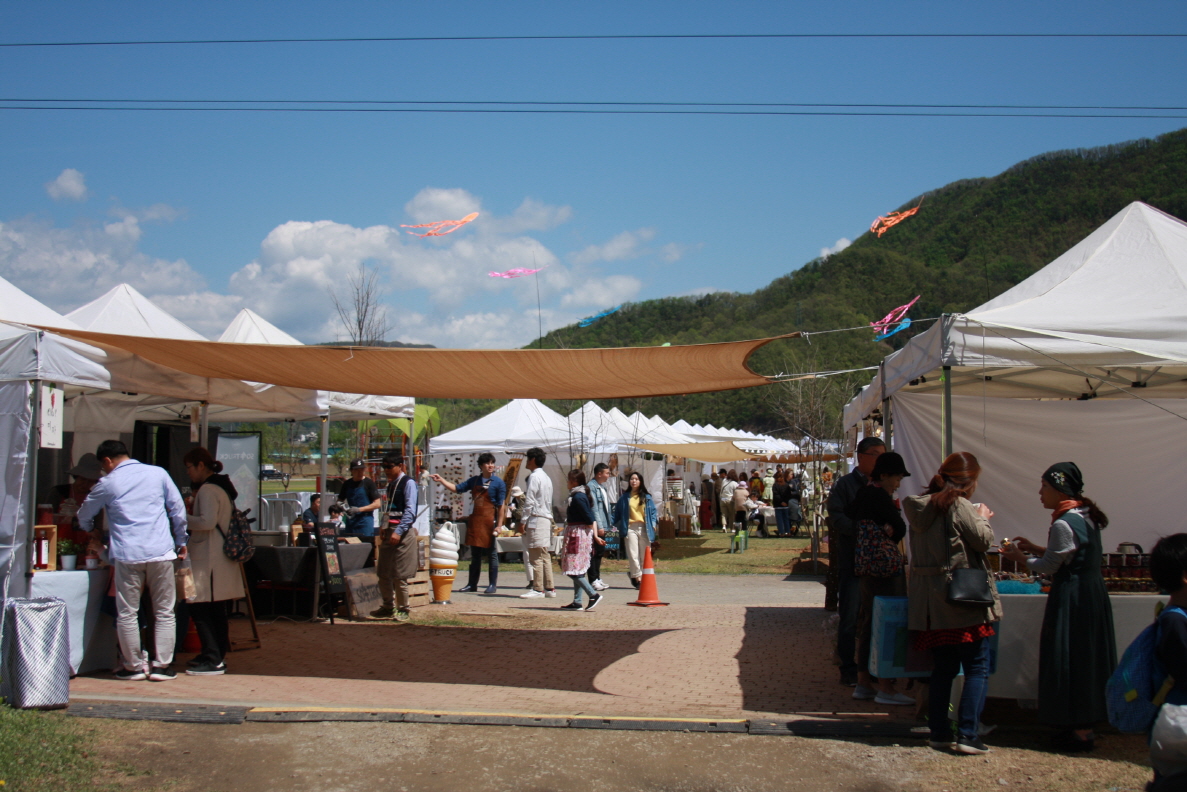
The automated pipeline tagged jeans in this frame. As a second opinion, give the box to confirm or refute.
[570,574,597,605]
[467,545,499,588]
[188,600,230,665]
[774,507,791,536]
[929,638,991,741]
[587,540,604,584]
[114,559,176,671]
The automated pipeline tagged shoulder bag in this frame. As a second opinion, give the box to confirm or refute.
[944,510,995,608]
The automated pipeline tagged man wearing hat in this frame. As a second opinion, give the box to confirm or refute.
[337,459,382,539]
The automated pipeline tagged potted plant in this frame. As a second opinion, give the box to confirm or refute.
[57,539,81,571]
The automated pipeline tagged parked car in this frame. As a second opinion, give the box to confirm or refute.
[259,466,287,481]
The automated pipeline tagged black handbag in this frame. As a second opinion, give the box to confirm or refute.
[944,512,995,608]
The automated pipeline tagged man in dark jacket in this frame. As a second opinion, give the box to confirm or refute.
[826,436,885,686]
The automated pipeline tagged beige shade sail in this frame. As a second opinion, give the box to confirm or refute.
[38,328,793,400]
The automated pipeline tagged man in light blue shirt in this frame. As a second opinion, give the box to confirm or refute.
[78,440,189,681]
[587,462,615,592]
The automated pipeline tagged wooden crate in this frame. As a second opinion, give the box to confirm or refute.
[657,519,677,540]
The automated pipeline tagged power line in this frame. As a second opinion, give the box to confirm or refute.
[1,105,1183,119]
[2,98,1185,111]
[2,33,1186,48]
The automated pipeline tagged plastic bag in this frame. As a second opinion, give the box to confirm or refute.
[1152,704,1187,778]
[174,556,197,602]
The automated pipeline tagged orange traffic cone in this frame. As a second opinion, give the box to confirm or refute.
[627,545,668,607]
[181,619,202,653]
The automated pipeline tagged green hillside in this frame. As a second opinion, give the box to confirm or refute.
[426,127,1187,438]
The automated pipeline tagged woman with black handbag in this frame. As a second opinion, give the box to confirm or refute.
[904,452,1000,755]
[1001,462,1115,753]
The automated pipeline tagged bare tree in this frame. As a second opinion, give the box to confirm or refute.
[331,262,390,345]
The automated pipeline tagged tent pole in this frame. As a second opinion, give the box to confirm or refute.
[880,361,891,451]
[25,380,41,591]
[199,401,209,446]
[941,365,953,458]
[319,413,330,521]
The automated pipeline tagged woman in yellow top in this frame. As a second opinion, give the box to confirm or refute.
[612,471,658,590]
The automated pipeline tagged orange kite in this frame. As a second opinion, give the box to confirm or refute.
[401,211,479,237]
[870,205,920,238]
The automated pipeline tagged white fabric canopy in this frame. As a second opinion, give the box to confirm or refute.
[429,399,580,455]
[892,392,1187,551]
[67,284,207,341]
[845,202,1187,427]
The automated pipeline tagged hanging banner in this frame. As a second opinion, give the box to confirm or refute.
[216,432,261,525]
[39,385,64,449]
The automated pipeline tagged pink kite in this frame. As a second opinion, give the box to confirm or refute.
[488,267,545,279]
[401,211,479,237]
[871,295,920,336]
[870,204,920,238]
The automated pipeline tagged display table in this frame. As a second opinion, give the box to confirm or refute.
[438,522,563,556]
[29,569,117,675]
[247,543,372,586]
[988,593,1162,700]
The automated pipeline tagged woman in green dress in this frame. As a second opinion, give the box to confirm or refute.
[1002,462,1115,752]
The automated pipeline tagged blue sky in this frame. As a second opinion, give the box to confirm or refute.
[2,1,1185,347]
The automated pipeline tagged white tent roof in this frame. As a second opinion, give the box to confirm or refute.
[68,284,206,341]
[430,399,579,454]
[845,201,1187,426]
[218,307,301,345]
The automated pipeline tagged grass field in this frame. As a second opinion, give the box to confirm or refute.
[0,707,125,791]
[488,531,820,577]
[260,477,319,495]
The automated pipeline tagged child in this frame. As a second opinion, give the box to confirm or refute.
[1148,533,1187,790]
[328,504,346,534]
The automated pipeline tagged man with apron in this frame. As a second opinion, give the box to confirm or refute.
[338,459,381,539]
[432,452,506,594]
[371,453,419,621]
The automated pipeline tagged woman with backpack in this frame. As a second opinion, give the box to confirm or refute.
[559,470,602,611]
[183,447,244,676]
[1002,462,1116,752]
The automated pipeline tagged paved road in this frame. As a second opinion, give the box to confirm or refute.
[71,574,884,719]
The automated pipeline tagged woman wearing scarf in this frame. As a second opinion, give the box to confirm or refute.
[1002,462,1116,752]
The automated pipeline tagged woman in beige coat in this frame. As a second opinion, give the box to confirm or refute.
[903,452,1000,756]
[183,447,245,676]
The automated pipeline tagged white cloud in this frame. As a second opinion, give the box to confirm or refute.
[45,169,88,202]
[820,237,852,258]
[2,182,657,349]
[403,187,482,225]
[0,216,202,313]
[570,228,656,266]
[560,275,642,309]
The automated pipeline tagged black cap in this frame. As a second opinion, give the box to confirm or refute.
[1043,462,1083,497]
[349,458,366,470]
[871,451,911,480]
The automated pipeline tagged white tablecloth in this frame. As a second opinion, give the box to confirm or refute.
[988,593,1163,700]
[29,569,118,675]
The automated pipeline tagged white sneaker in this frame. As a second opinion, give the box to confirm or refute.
[519,590,545,599]
[852,684,877,700]
[544,589,557,598]
[874,691,916,706]
[593,579,609,591]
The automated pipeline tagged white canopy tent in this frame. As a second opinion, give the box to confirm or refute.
[843,201,1187,550]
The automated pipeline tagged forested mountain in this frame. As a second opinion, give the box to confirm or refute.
[425,128,1187,437]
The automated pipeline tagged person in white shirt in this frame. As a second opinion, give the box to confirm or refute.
[77,440,188,682]
[519,447,556,598]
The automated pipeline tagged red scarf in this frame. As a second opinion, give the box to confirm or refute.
[1051,499,1084,523]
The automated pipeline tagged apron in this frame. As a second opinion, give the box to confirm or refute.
[344,480,374,535]
[467,485,497,549]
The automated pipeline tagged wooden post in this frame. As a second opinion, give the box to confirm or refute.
[942,365,953,458]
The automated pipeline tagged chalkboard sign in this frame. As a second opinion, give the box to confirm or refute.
[316,523,346,595]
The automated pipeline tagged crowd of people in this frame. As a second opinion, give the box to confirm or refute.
[702,465,814,537]
[826,436,1126,758]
